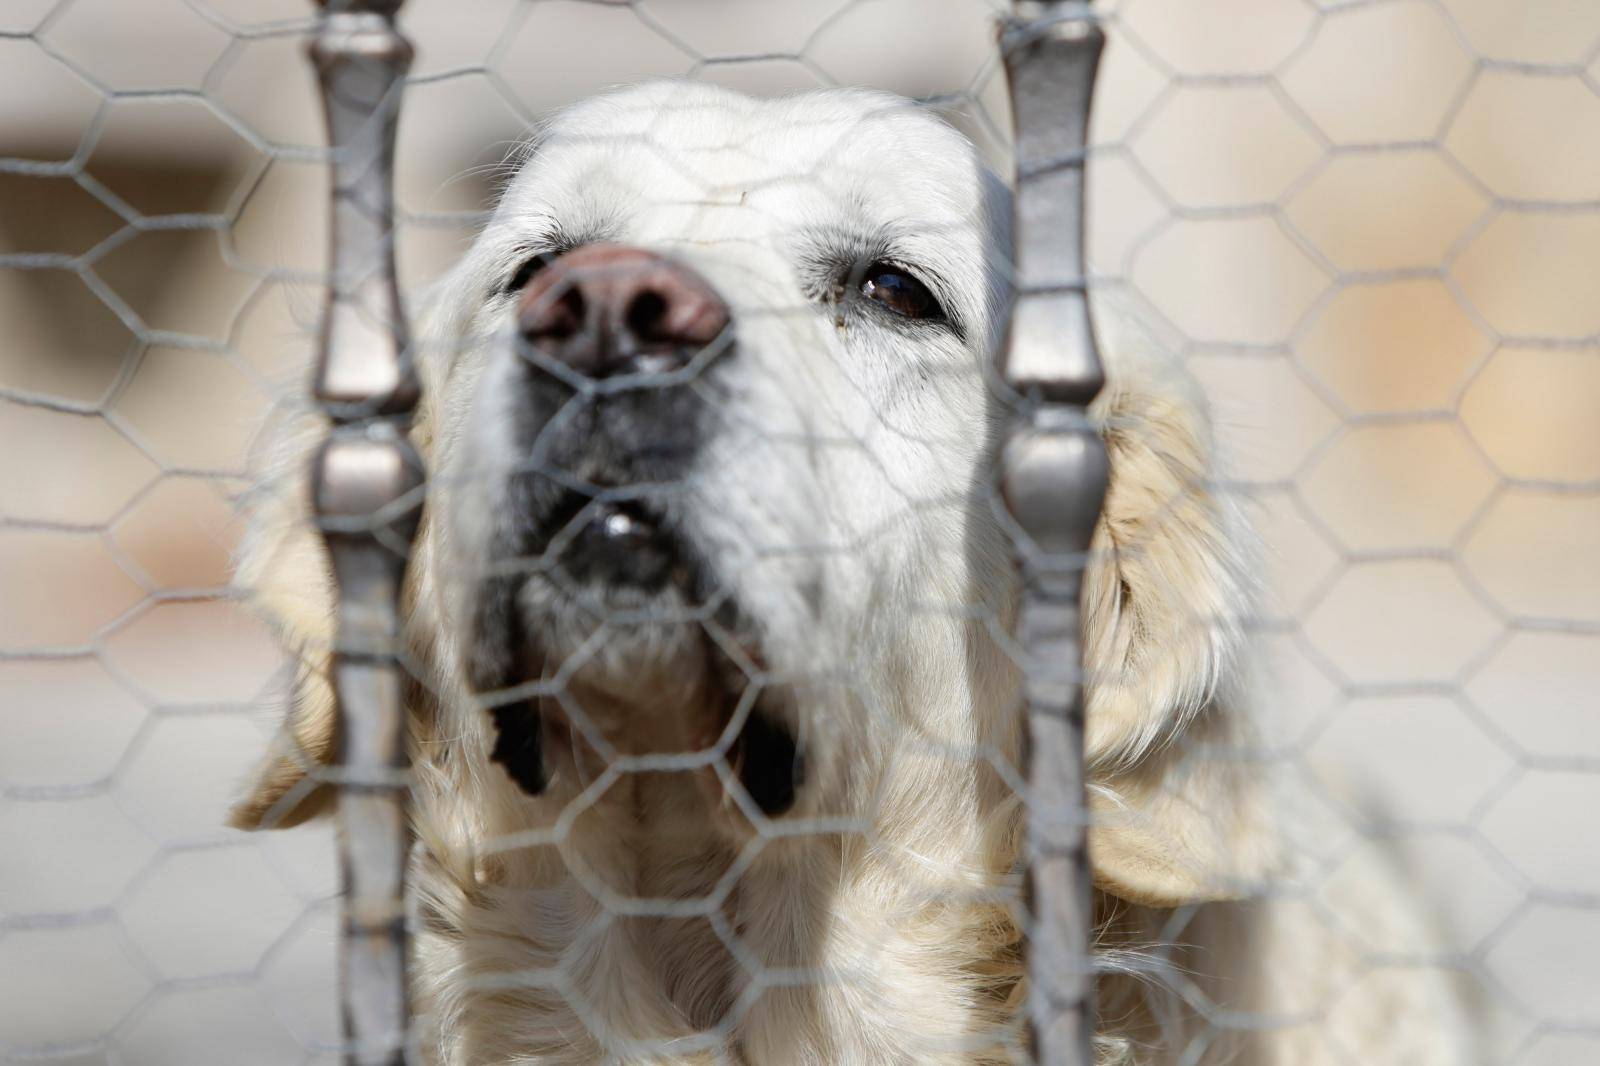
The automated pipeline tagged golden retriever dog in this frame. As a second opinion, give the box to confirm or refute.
[231,82,1470,1063]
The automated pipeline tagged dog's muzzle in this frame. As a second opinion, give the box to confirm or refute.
[473,243,753,798]
[504,243,733,581]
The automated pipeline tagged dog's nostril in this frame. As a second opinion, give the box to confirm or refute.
[625,289,670,343]
[521,284,586,341]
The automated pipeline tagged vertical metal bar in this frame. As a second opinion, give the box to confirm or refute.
[998,4,1107,1064]
[308,3,420,1064]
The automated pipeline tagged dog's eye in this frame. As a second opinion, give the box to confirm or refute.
[860,263,943,321]
[503,251,558,294]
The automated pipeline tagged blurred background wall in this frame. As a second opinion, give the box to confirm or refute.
[1,0,1596,1062]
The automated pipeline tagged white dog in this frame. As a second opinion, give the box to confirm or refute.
[232,82,1470,1064]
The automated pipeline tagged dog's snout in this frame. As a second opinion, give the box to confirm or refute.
[518,243,730,379]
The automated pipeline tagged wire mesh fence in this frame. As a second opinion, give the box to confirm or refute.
[2,1,1599,1064]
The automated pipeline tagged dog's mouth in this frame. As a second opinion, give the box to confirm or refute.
[554,495,683,592]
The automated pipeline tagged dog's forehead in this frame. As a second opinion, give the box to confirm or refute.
[507,83,990,238]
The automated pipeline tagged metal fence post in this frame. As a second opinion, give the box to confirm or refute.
[308,2,420,1064]
[998,3,1107,1064]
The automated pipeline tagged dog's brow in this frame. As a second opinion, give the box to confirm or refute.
[513,221,577,259]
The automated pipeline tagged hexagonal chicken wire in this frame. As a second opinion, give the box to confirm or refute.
[3,1,1599,1064]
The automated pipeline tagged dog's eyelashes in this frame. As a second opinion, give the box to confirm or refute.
[859,262,944,321]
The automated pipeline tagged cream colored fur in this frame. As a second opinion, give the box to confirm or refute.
[231,82,1470,1064]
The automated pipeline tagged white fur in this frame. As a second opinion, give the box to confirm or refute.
[233,82,1471,1064]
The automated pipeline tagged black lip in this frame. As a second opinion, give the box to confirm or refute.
[736,707,803,817]
[490,701,547,796]
[468,554,549,797]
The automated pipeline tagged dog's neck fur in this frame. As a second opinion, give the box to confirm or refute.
[398,560,1029,1062]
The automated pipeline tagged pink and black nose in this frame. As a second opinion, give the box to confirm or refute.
[517,243,730,379]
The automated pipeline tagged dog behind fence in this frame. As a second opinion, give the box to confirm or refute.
[3,1,1599,1064]
[303,2,1108,1062]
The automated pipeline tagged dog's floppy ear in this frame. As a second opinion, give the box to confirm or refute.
[228,658,338,829]
[1078,332,1274,905]
[222,403,347,825]
[227,411,342,831]
[227,381,444,831]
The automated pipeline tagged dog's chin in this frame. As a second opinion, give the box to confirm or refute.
[518,494,713,706]
[477,495,803,818]
[540,495,717,680]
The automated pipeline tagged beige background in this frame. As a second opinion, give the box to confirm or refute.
[2,0,1598,1062]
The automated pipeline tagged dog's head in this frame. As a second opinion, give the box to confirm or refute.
[431,82,1014,814]
[234,81,1270,908]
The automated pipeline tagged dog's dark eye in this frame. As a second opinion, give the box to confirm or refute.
[503,251,558,294]
[860,263,943,321]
